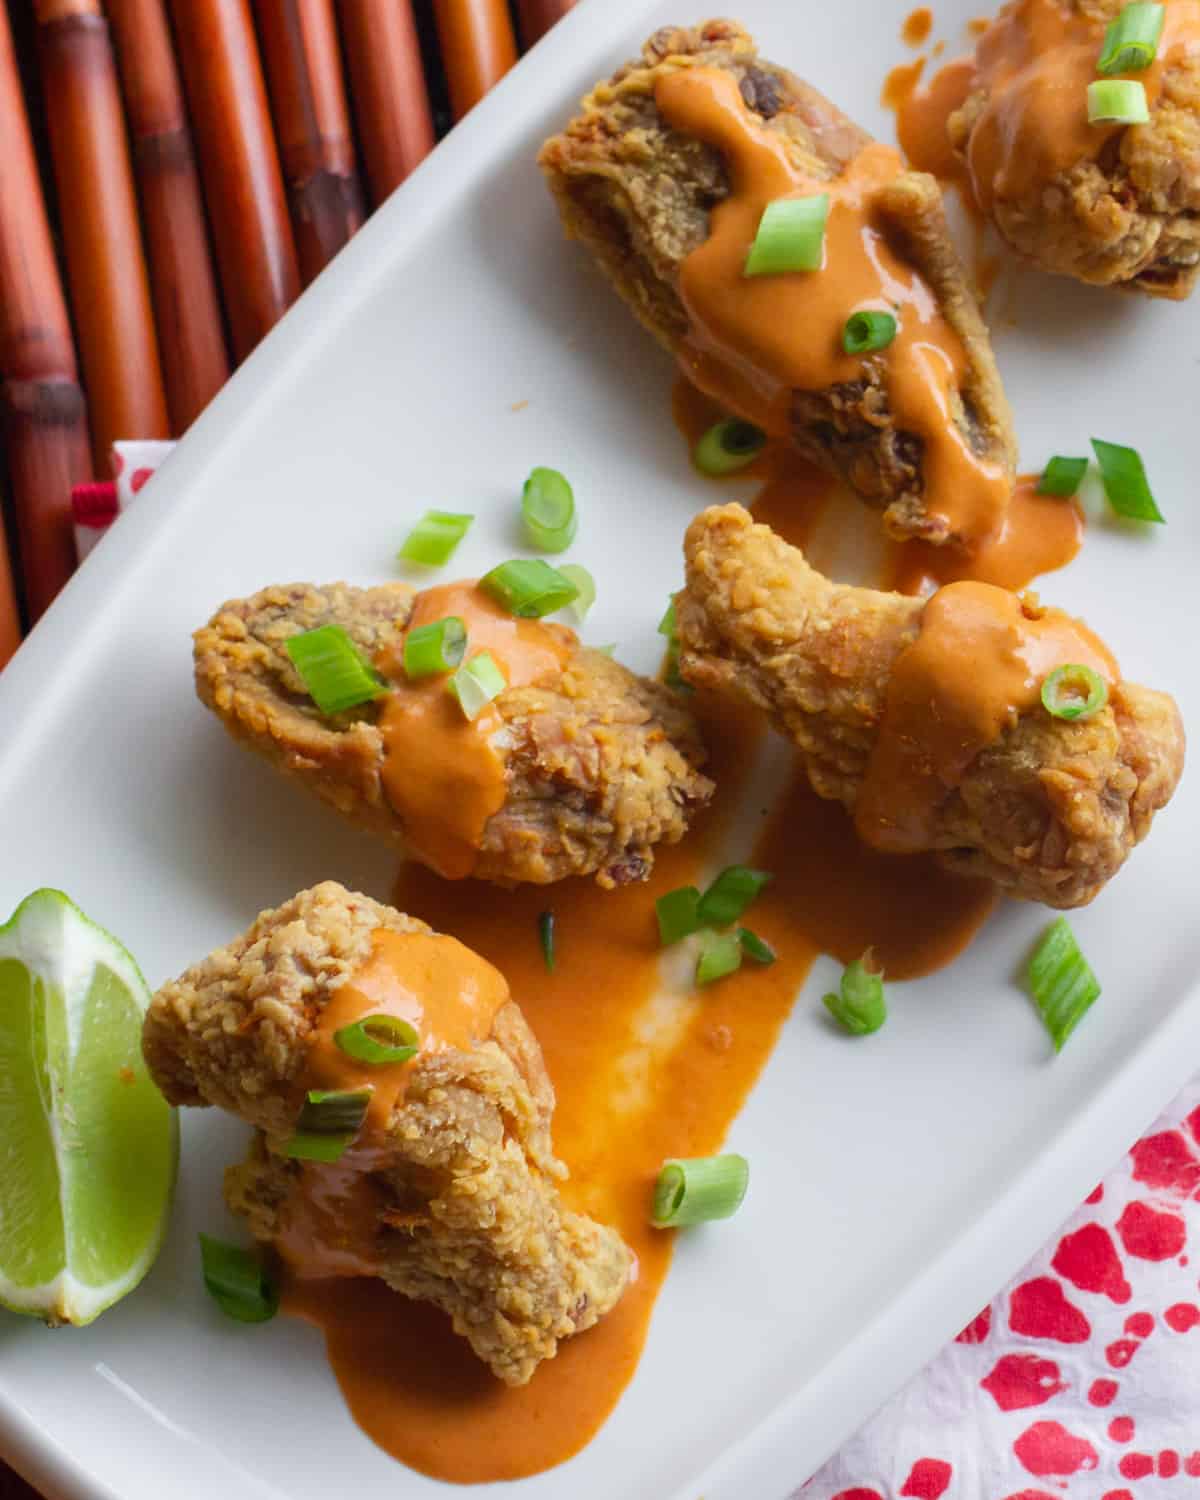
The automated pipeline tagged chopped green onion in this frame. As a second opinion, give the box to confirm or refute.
[1091,438,1164,521]
[656,885,701,946]
[1041,663,1109,722]
[398,510,473,566]
[651,1154,749,1227]
[448,650,507,720]
[1027,917,1101,1051]
[696,930,743,987]
[1087,78,1149,124]
[539,910,555,972]
[841,309,897,355]
[744,194,830,277]
[521,467,578,553]
[657,596,690,692]
[403,616,467,679]
[334,1015,419,1065]
[1037,456,1089,497]
[697,866,773,928]
[738,927,776,965]
[557,564,596,621]
[1097,2,1164,73]
[823,957,887,1036]
[285,624,384,716]
[480,558,580,617]
[285,1088,371,1161]
[693,419,767,476]
[657,599,677,639]
[284,1132,354,1163]
[198,1234,278,1323]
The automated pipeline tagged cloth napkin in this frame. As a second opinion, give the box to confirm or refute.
[803,1078,1200,1499]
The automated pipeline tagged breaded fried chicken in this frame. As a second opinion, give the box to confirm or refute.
[540,19,1015,547]
[677,505,1184,907]
[194,580,712,887]
[144,883,631,1385]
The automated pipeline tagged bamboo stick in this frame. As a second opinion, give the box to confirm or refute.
[36,0,169,473]
[170,0,301,361]
[432,0,517,121]
[516,0,575,48]
[0,507,22,667]
[338,0,435,206]
[105,0,231,431]
[0,1,92,620]
[253,0,366,284]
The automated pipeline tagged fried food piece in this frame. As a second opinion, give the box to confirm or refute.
[539,19,1015,546]
[194,580,712,887]
[144,882,632,1385]
[677,504,1184,907]
[951,0,1200,297]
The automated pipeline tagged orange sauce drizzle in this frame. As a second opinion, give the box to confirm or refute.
[655,66,1011,551]
[889,53,978,192]
[903,6,935,45]
[857,580,1119,851]
[377,583,571,879]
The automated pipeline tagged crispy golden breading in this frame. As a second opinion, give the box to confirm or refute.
[677,504,1185,907]
[193,581,712,888]
[539,19,1015,544]
[145,883,632,1386]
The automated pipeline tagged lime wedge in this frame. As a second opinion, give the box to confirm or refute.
[0,890,176,1325]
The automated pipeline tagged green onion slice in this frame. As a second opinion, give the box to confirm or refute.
[284,1087,371,1162]
[658,599,678,639]
[738,927,777,965]
[693,419,767,476]
[744,194,830,277]
[823,957,887,1036]
[697,866,773,928]
[522,468,578,553]
[651,1154,750,1228]
[1087,78,1150,124]
[558,564,596,622]
[842,309,898,355]
[1041,663,1109,722]
[1027,917,1101,1051]
[657,596,691,692]
[285,624,385,716]
[539,910,555,972]
[403,616,467,679]
[398,510,474,566]
[448,650,507,720]
[1036,456,1089,497]
[1097,2,1164,72]
[480,558,580,618]
[695,930,743,987]
[198,1234,278,1323]
[1091,438,1164,521]
[656,885,701,946]
[334,1015,419,1065]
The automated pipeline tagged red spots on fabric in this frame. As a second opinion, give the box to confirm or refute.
[1106,1339,1140,1368]
[1159,1450,1181,1478]
[956,1305,992,1343]
[831,1491,885,1500]
[1108,1416,1135,1442]
[1089,1377,1119,1406]
[1124,1312,1154,1338]
[1185,1104,1200,1149]
[981,1354,1066,1411]
[1012,1420,1098,1476]
[1051,1224,1131,1304]
[899,1459,952,1498]
[1002,1493,1061,1500]
[1118,1200,1187,1261]
[1009,1278,1091,1343]
[1086,1183,1104,1203]
[130,467,154,494]
[1186,1452,1200,1477]
[1119,1453,1155,1480]
[1130,1130,1200,1196]
[1101,1491,1134,1500]
[1165,1301,1200,1332]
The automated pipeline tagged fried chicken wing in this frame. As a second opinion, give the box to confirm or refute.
[950,0,1200,296]
[677,504,1184,907]
[540,20,1016,549]
[144,882,631,1385]
[194,579,712,887]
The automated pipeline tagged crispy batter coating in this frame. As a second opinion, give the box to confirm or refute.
[145,882,632,1385]
[193,581,712,888]
[951,0,1200,296]
[539,18,1015,544]
[677,504,1185,907]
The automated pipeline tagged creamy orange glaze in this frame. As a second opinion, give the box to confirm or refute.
[377,582,571,879]
[904,6,936,45]
[857,579,1119,851]
[655,65,1010,550]
[890,53,978,190]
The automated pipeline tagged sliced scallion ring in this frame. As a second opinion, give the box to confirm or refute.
[696,866,772,928]
[285,624,384,716]
[557,563,596,622]
[1091,438,1164,521]
[539,911,555,972]
[651,1154,750,1227]
[738,927,776,965]
[1037,456,1089,497]
[695,930,743,987]
[823,957,886,1035]
[521,467,578,553]
[1027,917,1100,1051]
[199,1234,278,1323]
[656,885,701,946]
[744,194,830,276]
[334,1014,419,1065]
[1041,663,1109,721]
[403,616,467,679]
[397,510,473,566]
[1087,78,1150,124]
[1097,2,1164,73]
[693,419,767,476]
[448,650,508,720]
[284,1087,372,1162]
[480,559,580,618]
[841,309,897,355]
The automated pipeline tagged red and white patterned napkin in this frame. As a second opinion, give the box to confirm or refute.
[72,440,176,560]
[804,1079,1200,1499]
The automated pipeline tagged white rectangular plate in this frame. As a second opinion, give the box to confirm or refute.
[0,2,1195,1496]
